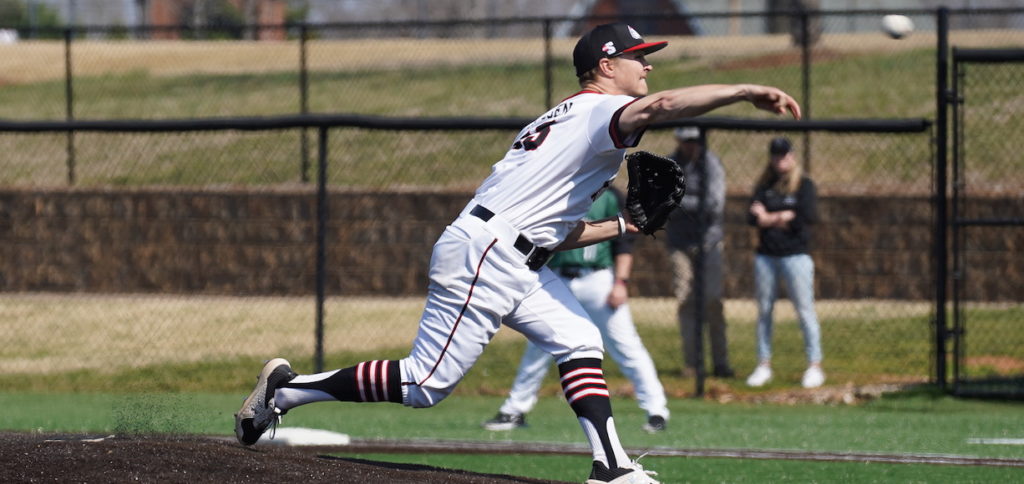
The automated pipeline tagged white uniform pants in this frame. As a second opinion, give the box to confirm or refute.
[399,205,604,408]
[498,267,670,420]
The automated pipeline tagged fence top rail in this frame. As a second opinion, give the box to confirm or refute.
[953,48,1024,63]
[0,115,931,134]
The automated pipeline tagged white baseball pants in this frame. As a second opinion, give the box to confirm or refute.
[399,204,605,408]
[498,268,670,420]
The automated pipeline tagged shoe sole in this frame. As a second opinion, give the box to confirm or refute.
[481,423,524,431]
[585,469,659,483]
[234,358,291,445]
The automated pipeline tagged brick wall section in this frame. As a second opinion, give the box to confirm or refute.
[0,188,1018,301]
[635,195,938,301]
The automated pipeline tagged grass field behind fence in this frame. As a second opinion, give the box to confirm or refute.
[0,294,947,394]
[2,294,1020,395]
[0,32,1022,190]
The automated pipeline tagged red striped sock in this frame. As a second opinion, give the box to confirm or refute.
[283,359,402,404]
[558,358,628,470]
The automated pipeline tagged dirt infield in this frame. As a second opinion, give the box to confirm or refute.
[4,431,1023,483]
[0,432,572,484]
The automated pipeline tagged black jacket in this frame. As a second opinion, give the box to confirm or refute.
[746,177,817,256]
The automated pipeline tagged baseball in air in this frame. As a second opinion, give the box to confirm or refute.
[881,15,914,39]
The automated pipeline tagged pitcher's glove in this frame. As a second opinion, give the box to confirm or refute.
[624,150,686,236]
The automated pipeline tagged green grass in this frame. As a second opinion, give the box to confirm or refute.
[0,311,930,395]
[0,295,1019,482]
[2,296,1019,396]
[1,391,1021,482]
[350,453,1023,484]
[3,45,1018,190]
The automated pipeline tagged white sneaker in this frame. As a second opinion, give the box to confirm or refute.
[745,365,772,387]
[234,358,297,445]
[802,366,826,388]
[585,456,660,484]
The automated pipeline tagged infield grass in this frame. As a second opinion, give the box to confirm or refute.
[348,453,1024,483]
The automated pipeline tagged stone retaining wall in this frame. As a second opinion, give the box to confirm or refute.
[0,188,1018,301]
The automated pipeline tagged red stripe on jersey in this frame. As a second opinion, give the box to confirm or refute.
[609,96,646,149]
[417,238,499,386]
[560,89,600,103]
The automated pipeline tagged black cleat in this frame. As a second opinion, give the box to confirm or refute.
[481,412,527,431]
[641,415,667,433]
[234,358,297,445]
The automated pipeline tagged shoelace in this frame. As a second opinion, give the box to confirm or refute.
[629,453,659,482]
[267,408,283,440]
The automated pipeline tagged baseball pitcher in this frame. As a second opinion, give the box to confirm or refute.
[236,22,800,484]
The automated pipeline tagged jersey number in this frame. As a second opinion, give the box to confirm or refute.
[512,120,556,151]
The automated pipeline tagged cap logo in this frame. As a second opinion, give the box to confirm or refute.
[627,26,642,39]
[602,41,617,55]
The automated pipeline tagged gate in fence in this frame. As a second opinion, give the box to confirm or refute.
[950,48,1024,399]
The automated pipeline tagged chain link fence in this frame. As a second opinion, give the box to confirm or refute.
[0,9,1021,397]
[951,48,1024,398]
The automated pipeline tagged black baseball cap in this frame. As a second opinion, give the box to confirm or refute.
[573,23,668,77]
[769,137,792,155]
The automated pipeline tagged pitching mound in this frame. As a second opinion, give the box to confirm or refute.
[0,432,571,483]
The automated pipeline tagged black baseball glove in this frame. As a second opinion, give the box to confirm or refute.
[624,150,686,236]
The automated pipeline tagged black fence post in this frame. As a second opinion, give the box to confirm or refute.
[299,23,310,183]
[693,128,708,398]
[933,7,950,392]
[64,28,75,185]
[315,126,328,373]
[543,19,553,109]
[800,9,812,173]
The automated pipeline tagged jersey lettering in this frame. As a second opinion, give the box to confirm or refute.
[512,120,556,151]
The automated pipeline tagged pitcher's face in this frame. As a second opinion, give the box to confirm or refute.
[612,51,652,96]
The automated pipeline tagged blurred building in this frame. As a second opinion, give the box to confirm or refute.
[21,0,1024,36]
[26,0,287,39]
[145,0,287,39]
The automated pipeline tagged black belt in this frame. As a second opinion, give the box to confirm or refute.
[555,266,600,279]
[470,205,553,271]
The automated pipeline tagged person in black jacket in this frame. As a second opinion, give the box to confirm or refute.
[744,137,824,389]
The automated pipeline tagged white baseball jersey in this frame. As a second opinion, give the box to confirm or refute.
[473,91,645,249]
[399,91,648,409]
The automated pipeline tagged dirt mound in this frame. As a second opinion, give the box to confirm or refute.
[0,432,570,484]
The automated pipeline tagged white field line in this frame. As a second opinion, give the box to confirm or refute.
[296,437,1024,468]
[967,438,1024,445]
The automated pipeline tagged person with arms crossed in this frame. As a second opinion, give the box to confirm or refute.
[482,187,671,434]
[745,137,825,389]
[235,22,800,484]
[665,127,735,380]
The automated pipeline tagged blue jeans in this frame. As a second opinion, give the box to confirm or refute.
[754,253,822,364]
